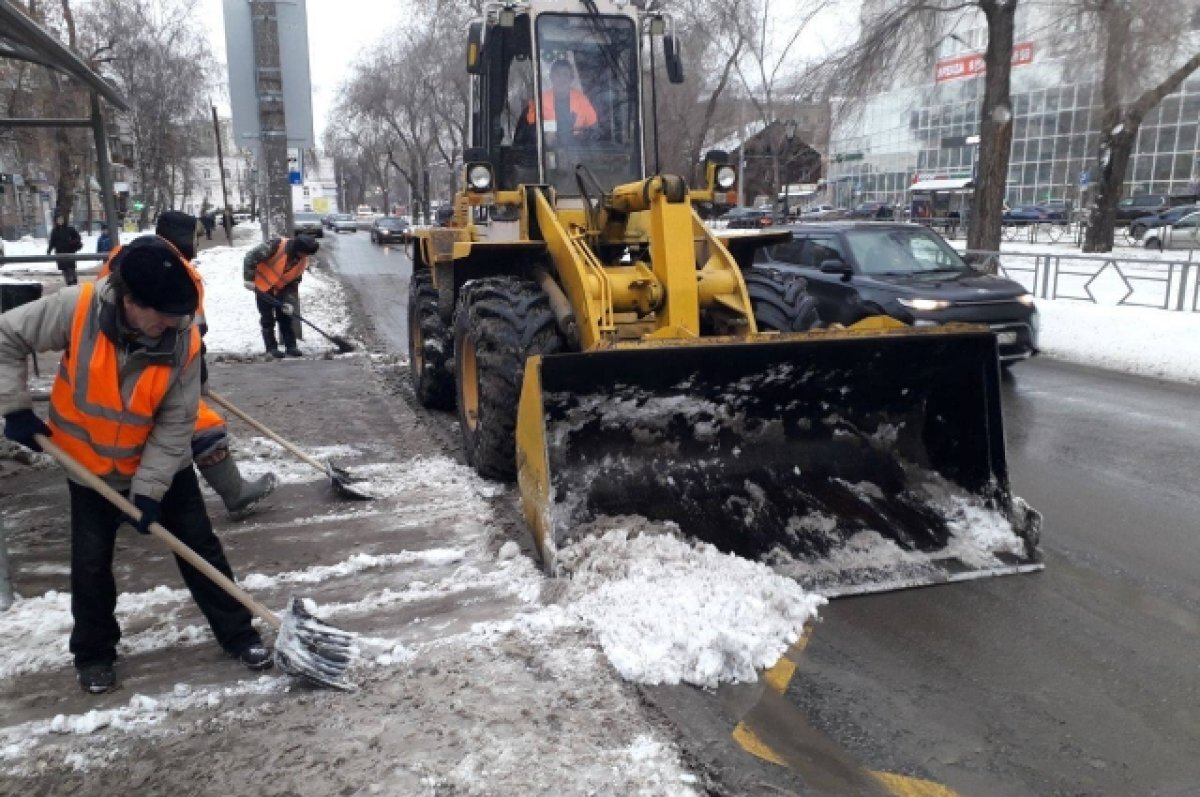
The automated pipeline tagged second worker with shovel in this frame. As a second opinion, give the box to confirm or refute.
[243,235,320,358]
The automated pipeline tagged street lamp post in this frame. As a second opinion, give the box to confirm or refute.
[781,119,797,220]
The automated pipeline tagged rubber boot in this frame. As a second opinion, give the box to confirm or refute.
[262,330,283,359]
[199,454,278,520]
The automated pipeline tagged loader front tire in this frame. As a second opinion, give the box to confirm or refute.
[408,270,455,409]
[746,269,821,331]
[454,277,564,481]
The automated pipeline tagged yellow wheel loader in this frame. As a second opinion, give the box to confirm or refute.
[408,0,1041,596]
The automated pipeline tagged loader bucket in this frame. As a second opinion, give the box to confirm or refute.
[516,326,1042,597]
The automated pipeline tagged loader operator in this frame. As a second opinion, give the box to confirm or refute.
[242,235,320,358]
[525,58,598,144]
[0,236,271,694]
[100,211,279,520]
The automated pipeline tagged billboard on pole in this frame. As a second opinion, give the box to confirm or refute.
[223,0,315,153]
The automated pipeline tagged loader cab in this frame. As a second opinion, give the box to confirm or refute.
[469,5,643,196]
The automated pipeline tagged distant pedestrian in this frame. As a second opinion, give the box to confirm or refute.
[243,235,319,358]
[47,215,83,285]
[201,211,216,241]
[96,224,114,255]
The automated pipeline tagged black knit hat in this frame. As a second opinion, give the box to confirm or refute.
[288,235,319,256]
[155,210,198,260]
[114,236,198,316]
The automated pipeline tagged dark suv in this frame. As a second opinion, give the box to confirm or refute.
[1116,194,1171,225]
[370,215,410,244]
[755,222,1039,364]
[722,207,775,229]
[849,201,895,220]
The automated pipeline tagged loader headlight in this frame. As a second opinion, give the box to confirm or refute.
[897,297,952,311]
[1016,293,1035,306]
[467,163,493,192]
[714,165,737,190]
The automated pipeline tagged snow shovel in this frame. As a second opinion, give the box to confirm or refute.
[255,289,355,353]
[206,390,375,501]
[35,434,357,690]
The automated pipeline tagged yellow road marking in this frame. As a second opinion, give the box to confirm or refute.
[762,625,811,695]
[870,770,962,797]
[731,721,788,767]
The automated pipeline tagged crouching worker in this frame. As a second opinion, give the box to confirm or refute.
[0,236,272,694]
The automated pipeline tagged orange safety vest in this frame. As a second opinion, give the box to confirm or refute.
[98,243,223,438]
[525,88,598,131]
[254,240,308,294]
[48,282,202,478]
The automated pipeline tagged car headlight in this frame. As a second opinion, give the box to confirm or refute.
[897,297,952,311]
[1015,293,1035,306]
[714,165,736,190]
[467,164,492,191]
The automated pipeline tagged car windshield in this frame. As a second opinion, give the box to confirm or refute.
[843,228,970,276]
[336,214,354,221]
[295,213,320,222]
[377,218,406,228]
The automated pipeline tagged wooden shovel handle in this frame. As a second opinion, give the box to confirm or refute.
[35,434,281,629]
[206,390,327,476]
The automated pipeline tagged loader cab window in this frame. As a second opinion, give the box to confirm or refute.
[534,13,642,195]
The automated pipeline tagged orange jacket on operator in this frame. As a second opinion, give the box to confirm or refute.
[253,239,308,295]
[525,88,598,131]
[48,282,202,478]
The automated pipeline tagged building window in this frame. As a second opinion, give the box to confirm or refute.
[203,169,211,179]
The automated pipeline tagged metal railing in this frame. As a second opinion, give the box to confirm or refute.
[964,249,1200,312]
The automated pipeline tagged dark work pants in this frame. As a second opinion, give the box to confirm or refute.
[58,260,77,286]
[255,282,299,351]
[68,465,260,668]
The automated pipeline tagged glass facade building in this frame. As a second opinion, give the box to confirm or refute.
[827,14,1200,211]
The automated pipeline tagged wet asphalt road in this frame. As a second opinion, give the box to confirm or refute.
[327,232,1200,796]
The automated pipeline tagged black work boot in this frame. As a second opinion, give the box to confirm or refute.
[78,662,117,694]
[285,346,303,358]
[231,643,274,671]
[198,453,278,520]
[262,330,283,358]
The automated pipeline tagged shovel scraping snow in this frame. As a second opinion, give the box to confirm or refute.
[37,434,357,689]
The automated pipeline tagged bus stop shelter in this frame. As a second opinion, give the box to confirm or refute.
[0,0,129,239]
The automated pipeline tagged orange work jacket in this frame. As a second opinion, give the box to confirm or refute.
[48,282,202,478]
[253,240,308,294]
[525,89,598,131]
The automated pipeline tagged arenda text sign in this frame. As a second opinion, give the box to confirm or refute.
[935,42,1035,83]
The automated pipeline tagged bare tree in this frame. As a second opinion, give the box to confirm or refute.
[1077,0,1200,252]
[824,0,1018,252]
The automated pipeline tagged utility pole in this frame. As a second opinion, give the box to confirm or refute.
[212,102,234,243]
[250,0,293,238]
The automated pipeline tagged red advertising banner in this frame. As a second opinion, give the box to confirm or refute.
[935,42,1035,83]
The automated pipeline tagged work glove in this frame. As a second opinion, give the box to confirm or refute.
[279,302,294,316]
[3,409,50,452]
[129,494,161,536]
[243,280,256,291]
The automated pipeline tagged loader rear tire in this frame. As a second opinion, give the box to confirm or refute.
[408,270,455,409]
[746,269,821,331]
[454,277,564,481]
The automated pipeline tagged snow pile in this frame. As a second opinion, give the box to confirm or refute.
[1036,300,1200,384]
[228,436,361,484]
[505,520,824,689]
[190,243,352,356]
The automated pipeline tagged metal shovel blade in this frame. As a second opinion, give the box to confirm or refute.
[326,461,376,501]
[274,597,358,691]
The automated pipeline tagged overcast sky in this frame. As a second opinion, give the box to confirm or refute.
[197,0,404,141]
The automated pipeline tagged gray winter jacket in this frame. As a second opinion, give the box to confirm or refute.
[0,278,200,500]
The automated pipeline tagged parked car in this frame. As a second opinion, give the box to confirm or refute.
[1116,194,1171,225]
[722,207,775,229]
[1002,205,1052,225]
[1127,204,1199,240]
[1039,200,1071,221]
[293,211,324,238]
[849,202,895,220]
[1142,210,1200,251]
[331,213,358,233]
[370,215,410,244]
[756,222,1039,364]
